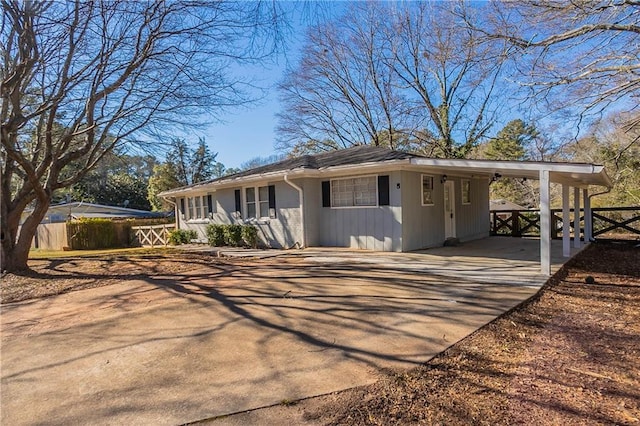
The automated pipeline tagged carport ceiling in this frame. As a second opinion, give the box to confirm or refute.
[410,158,612,188]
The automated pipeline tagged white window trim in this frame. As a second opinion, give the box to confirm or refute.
[184,194,211,222]
[421,174,435,206]
[329,174,379,209]
[244,185,271,220]
[461,179,471,205]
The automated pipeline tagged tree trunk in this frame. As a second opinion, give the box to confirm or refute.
[2,234,32,273]
[1,198,50,273]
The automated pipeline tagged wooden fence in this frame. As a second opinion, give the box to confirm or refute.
[30,222,69,250]
[131,224,174,247]
[490,206,640,240]
[67,221,130,249]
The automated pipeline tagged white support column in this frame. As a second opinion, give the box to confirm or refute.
[562,184,571,257]
[539,169,551,276]
[584,188,592,241]
[574,186,581,248]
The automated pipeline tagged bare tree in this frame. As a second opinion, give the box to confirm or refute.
[473,0,640,128]
[1,0,284,272]
[276,2,411,153]
[563,111,640,206]
[390,2,508,158]
[277,2,509,158]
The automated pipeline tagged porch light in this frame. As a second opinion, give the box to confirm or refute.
[441,174,448,183]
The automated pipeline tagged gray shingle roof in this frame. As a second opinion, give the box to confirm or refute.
[160,145,420,195]
[221,145,416,180]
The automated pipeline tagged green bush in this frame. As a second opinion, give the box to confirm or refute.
[68,218,123,249]
[206,224,259,248]
[224,224,243,247]
[206,224,226,246]
[168,229,197,245]
[241,225,258,248]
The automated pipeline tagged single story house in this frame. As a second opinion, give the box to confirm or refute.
[22,201,166,224]
[159,145,611,275]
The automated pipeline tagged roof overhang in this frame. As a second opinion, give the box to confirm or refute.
[409,158,612,188]
[158,159,414,196]
[159,157,612,197]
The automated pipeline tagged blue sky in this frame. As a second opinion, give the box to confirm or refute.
[204,92,283,169]
[201,2,349,169]
[201,4,318,169]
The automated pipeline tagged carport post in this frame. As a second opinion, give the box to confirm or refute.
[562,184,571,257]
[539,169,551,276]
[574,186,581,248]
[584,188,592,241]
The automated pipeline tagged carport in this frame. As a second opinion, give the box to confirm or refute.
[410,158,612,275]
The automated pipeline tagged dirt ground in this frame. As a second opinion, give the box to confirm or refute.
[2,242,639,425]
[1,250,232,304]
[289,241,640,425]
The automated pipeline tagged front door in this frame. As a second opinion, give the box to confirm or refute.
[444,180,456,238]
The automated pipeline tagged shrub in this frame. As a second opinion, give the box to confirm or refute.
[241,225,258,248]
[68,218,122,249]
[224,224,243,247]
[206,224,226,246]
[206,224,259,248]
[168,229,197,245]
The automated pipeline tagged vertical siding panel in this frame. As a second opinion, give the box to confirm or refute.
[366,208,375,250]
[455,177,490,242]
[349,210,359,248]
[384,208,393,251]
[374,207,384,251]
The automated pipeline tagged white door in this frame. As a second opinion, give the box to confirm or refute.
[444,180,456,238]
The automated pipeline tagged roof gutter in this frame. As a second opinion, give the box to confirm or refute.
[283,174,305,248]
[161,195,178,227]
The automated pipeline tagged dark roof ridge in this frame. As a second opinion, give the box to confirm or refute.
[216,145,415,181]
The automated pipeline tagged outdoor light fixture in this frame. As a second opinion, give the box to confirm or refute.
[396,183,401,189]
[441,174,448,183]
[491,172,502,183]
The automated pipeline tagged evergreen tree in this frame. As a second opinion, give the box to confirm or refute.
[483,119,539,207]
[147,138,223,211]
[485,119,537,161]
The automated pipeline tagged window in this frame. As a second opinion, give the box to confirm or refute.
[207,194,215,217]
[187,197,195,219]
[331,176,377,207]
[462,179,471,204]
[259,186,269,218]
[194,196,202,219]
[246,187,256,218]
[182,195,211,220]
[421,175,434,206]
[245,185,276,219]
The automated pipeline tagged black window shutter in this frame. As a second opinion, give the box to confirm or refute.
[234,189,241,213]
[180,198,185,216]
[321,181,331,207]
[378,175,390,206]
[268,185,276,218]
[207,194,213,216]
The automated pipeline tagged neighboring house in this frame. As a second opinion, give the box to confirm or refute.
[21,202,167,251]
[159,145,611,274]
[22,201,166,224]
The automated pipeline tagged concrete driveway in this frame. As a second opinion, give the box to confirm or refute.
[1,238,576,425]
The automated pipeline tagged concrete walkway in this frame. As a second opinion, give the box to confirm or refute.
[1,238,582,425]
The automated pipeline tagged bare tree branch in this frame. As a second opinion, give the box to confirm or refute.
[1,0,285,271]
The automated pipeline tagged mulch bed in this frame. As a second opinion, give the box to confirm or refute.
[300,241,640,425]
